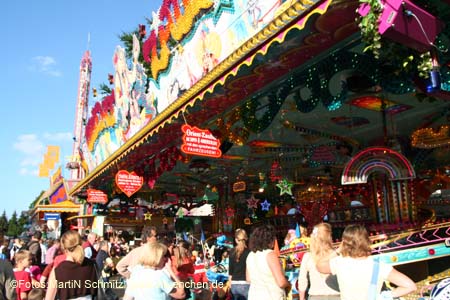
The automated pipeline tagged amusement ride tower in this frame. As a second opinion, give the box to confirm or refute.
[67,50,92,184]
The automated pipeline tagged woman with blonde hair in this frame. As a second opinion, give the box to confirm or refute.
[317,224,416,300]
[124,242,185,300]
[45,230,97,300]
[298,223,340,300]
[229,228,250,300]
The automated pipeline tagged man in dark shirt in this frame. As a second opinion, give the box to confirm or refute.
[27,231,42,267]
[0,259,17,300]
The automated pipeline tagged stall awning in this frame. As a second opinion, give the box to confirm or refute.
[34,200,80,214]
[66,214,95,221]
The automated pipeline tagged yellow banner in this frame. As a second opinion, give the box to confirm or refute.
[38,145,61,178]
[47,145,60,162]
[38,164,49,178]
[44,154,57,170]
[51,166,62,185]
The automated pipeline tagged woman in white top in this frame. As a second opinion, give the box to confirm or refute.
[246,224,291,300]
[124,242,185,300]
[298,223,340,300]
[317,224,416,300]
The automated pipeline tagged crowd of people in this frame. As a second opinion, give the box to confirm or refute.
[0,222,418,300]
[0,230,130,300]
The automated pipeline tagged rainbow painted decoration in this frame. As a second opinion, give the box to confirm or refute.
[341,147,416,185]
[350,96,412,115]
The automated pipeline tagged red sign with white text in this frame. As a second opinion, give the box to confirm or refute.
[87,189,108,204]
[115,170,143,197]
[181,125,222,158]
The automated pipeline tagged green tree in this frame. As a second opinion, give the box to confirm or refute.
[7,211,19,237]
[0,210,8,235]
[29,190,45,209]
[17,212,29,236]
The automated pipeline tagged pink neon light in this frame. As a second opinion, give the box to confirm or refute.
[359,163,396,180]
[343,147,415,181]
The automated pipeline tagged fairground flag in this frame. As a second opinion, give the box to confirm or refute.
[39,145,60,177]
[201,229,205,242]
[295,223,301,238]
[38,163,49,177]
[51,166,63,185]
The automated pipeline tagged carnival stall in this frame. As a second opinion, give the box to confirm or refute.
[65,0,450,298]
[31,179,79,239]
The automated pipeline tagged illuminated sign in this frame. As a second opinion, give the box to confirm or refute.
[181,124,222,158]
[44,213,61,221]
[115,170,144,197]
[233,181,246,192]
[87,189,108,204]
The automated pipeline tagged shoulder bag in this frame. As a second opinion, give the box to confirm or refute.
[370,258,394,300]
[94,263,118,300]
[94,264,107,300]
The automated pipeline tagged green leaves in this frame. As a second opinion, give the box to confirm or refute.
[417,52,433,78]
[358,0,383,59]
[358,0,435,79]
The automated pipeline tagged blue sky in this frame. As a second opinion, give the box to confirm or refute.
[2,1,160,218]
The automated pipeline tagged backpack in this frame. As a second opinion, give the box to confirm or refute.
[19,243,29,251]
[25,240,42,265]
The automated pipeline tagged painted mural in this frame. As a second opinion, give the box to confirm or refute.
[83,0,313,171]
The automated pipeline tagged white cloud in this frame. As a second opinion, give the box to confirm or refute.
[19,168,28,175]
[30,56,62,77]
[13,134,45,176]
[13,134,45,158]
[43,132,72,142]
[19,168,38,176]
[13,133,71,176]
[20,157,42,167]
[13,134,46,176]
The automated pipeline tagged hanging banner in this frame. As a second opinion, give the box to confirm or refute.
[115,170,144,197]
[87,189,108,204]
[181,124,222,158]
